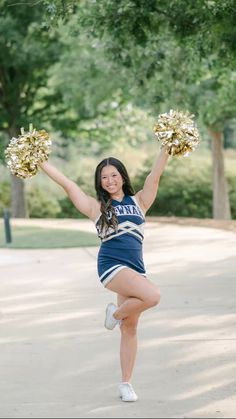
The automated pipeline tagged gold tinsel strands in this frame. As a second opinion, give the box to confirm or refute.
[153,109,200,156]
[5,124,52,179]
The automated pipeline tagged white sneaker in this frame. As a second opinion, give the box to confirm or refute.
[104,303,120,330]
[119,382,138,402]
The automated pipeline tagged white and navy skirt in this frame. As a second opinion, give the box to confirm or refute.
[97,244,146,287]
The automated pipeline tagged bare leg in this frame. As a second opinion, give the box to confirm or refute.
[106,269,160,384]
[117,294,140,383]
[106,268,161,320]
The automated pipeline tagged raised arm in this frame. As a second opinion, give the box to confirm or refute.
[39,161,100,221]
[135,146,169,213]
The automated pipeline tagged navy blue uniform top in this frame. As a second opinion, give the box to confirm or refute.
[95,195,145,249]
[95,195,146,283]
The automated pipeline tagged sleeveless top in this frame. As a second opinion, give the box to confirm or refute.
[95,195,145,250]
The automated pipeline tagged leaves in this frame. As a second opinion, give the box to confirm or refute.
[0,2,64,142]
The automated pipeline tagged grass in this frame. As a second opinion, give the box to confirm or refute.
[0,226,100,249]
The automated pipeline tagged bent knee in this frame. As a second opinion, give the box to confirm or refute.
[145,289,161,308]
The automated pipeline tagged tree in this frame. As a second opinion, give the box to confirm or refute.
[152,44,235,218]
[196,68,236,219]
[76,0,236,66]
[18,1,236,218]
[132,37,235,219]
[0,1,63,217]
[74,0,236,219]
[47,19,152,155]
[0,3,153,219]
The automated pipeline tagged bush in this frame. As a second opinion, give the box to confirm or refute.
[27,187,61,218]
[227,175,236,219]
[57,196,86,218]
[133,157,214,218]
[0,182,11,216]
[2,157,236,219]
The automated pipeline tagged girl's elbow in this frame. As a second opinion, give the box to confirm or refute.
[153,177,160,188]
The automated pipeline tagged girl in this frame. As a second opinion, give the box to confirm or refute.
[39,145,169,402]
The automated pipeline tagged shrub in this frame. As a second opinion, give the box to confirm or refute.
[27,187,61,218]
[0,182,11,216]
[57,196,86,218]
[133,157,214,218]
[227,175,236,219]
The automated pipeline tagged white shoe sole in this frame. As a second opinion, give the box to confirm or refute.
[104,303,117,330]
[119,388,138,402]
[119,395,138,402]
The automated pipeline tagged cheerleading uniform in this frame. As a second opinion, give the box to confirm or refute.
[95,195,146,287]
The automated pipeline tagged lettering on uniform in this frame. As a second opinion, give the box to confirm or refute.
[132,206,139,215]
[115,205,125,215]
[124,205,132,214]
[114,205,143,218]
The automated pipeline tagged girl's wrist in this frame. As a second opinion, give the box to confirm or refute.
[39,160,48,170]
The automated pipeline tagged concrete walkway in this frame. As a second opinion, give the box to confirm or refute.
[0,220,236,418]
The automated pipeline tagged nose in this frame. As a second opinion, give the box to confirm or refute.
[107,177,115,185]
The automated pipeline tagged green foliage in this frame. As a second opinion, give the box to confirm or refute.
[0,181,10,216]
[2,150,236,219]
[75,1,236,131]
[77,0,236,65]
[196,69,236,128]
[57,196,85,218]
[46,18,155,153]
[227,174,236,219]
[47,20,136,146]
[27,186,61,218]
[39,1,236,134]
[55,151,236,220]
[133,156,219,218]
[0,1,64,142]
[0,135,6,162]
[2,0,236,222]
[117,33,236,130]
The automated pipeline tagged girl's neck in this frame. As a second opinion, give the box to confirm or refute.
[110,192,125,201]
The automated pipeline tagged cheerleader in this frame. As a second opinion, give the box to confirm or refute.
[39,146,169,402]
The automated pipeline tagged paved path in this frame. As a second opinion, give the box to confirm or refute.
[0,220,236,418]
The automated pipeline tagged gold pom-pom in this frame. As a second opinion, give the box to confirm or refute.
[5,124,52,179]
[153,109,200,156]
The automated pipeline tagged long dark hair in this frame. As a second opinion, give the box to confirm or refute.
[95,157,135,234]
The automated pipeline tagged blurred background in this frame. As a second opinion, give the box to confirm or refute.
[0,0,236,221]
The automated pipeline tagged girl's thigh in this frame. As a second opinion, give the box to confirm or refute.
[117,293,127,307]
[106,267,160,302]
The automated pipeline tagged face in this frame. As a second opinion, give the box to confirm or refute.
[101,165,124,196]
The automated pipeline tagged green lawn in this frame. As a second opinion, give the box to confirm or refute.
[0,226,100,249]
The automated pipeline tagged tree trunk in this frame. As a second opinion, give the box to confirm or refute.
[208,127,231,220]
[10,174,28,218]
[8,127,28,218]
